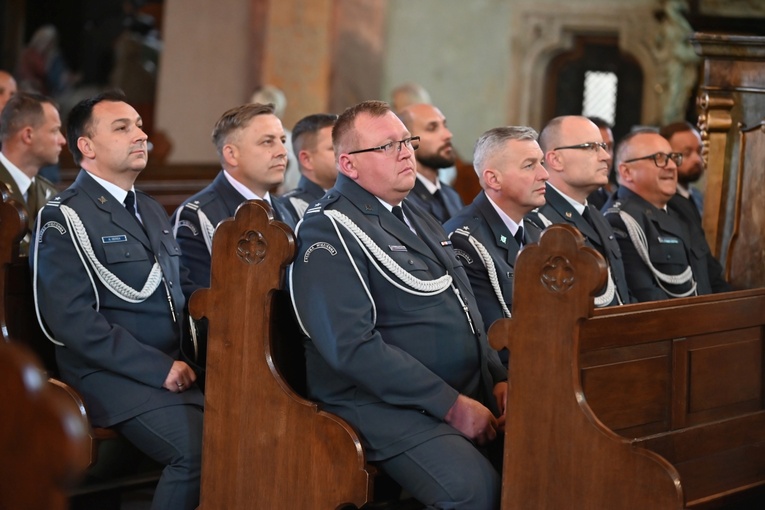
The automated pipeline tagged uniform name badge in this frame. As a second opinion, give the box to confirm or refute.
[102,235,128,244]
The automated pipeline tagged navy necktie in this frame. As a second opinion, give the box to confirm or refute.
[514,225,524,247]
[124,191,141,224]
[392,205,407,224]
[581,205,594,227]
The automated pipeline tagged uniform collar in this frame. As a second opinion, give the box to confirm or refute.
[484,192,523,238]
[548,181,586,215]
[0,152,32,196]
[223,169,272,204]
[85,170,135,205]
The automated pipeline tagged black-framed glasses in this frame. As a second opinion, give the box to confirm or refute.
[348,136,420,156]
[623,152,683,168]
[553,142,608,152]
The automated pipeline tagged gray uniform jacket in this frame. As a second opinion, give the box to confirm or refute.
[172,170,296,292]
[290,173,506,461]
[281,175,326,222]
[31,170,204,427]
[526,184,633,305]
[667,193,729,294]
[444,191,542,337]
[602,186,714,301]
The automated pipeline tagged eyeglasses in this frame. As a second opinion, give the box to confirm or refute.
[623,152,683,168]
[348,136,420,156]
[553,142,609,152]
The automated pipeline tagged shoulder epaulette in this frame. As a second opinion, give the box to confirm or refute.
[45,189,77,207]
[603,201,622,215]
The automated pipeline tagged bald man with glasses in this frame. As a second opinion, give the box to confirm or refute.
[602,129,726,301]
[526,115,633,306]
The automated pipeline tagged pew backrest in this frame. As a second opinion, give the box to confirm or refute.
[490,224,765,509]
[0,341,90,510]
[190,199,374,510]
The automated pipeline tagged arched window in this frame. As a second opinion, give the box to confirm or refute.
[543,35,643,142]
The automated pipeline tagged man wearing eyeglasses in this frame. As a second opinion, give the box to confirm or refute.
[660,121,705,218]
[526,115,633,307]
[290,100,507,509]
[398,103,464,223]
[602,129,724,301]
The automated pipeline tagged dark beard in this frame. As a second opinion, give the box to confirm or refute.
[417,151,456,170]
[678,166,703,185]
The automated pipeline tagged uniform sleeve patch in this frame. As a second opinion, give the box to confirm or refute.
[454,249,474,265]
[176,219,199,236]
[304,242,337,262]
[38,221,66,243]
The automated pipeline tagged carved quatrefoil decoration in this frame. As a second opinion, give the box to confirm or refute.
[541,255,575,293]
[237,230,267,264]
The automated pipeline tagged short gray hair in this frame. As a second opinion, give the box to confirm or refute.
[473,126,539,175]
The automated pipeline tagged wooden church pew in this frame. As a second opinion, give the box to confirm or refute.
[190,199,379,510]
[0,341,91,510]
[492,224,765,509]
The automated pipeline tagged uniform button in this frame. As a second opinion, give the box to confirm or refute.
[125,252,130,257]
[408,260,414,265]
[169,281,174,288]
[667,255,671,260]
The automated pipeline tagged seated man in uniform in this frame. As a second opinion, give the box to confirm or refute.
[526,115,633,306]
[281,112,338,220]
[173,102,296,291]
[602,129,725,301]
[32,91,203,510]
[172,102,296,375]
[398,103,464,223]
[444,126,547,363]
[290,100,507,510]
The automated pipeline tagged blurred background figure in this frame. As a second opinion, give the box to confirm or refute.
[17,25,78,100]
[0,70,17,111]
[586,116,618,210]
[390,82,432,113]
[660,121,705,217]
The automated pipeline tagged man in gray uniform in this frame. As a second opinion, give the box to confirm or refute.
[281,112,338,220]
[602,129,724,301]
[290,100,507,509]
[173,102,295,291]
[444,126,547,362]
[32,91,203,510]
[526,115,633,306]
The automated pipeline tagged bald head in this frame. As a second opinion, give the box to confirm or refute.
[391,82,431,113]
[0,71,17,111]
